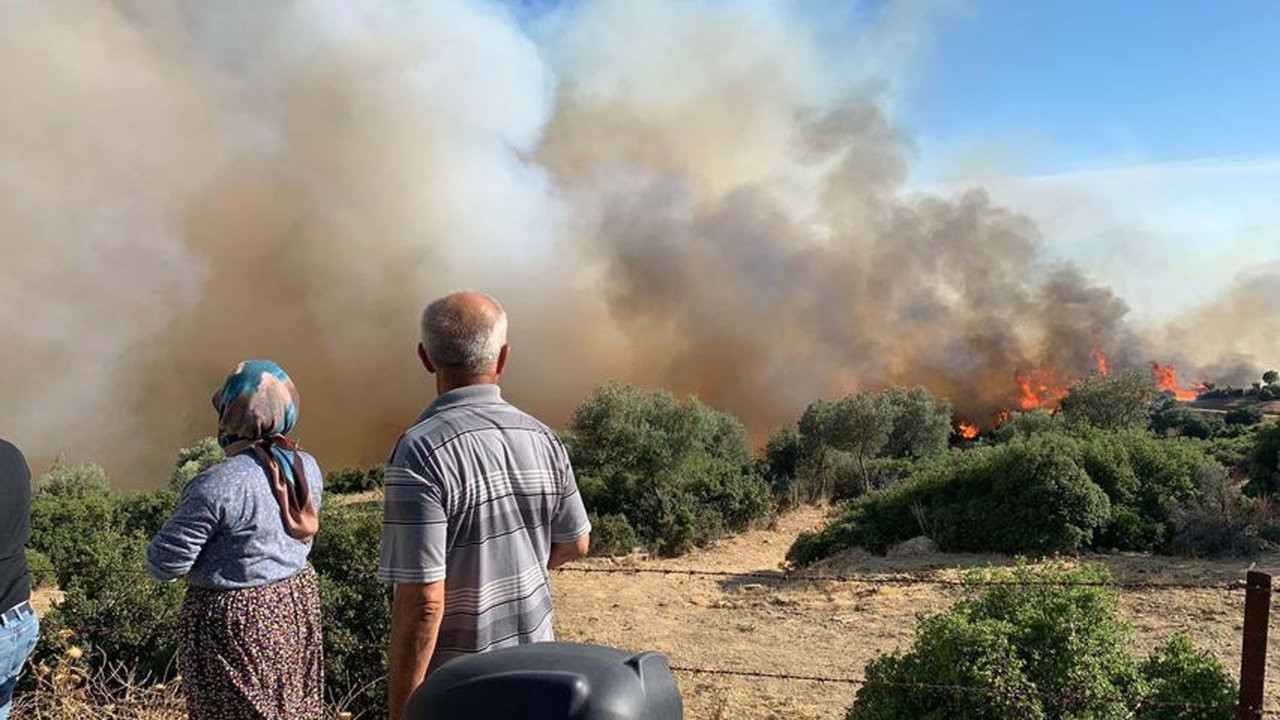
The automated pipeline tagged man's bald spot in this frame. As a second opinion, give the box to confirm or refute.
[421,291,508,374]
[441,291,503,326]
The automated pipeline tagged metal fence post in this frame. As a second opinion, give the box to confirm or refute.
[1238,571,1272,720]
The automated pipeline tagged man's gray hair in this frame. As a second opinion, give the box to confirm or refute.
[420,291,508,373]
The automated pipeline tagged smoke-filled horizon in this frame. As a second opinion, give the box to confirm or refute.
[2,0,1276,488]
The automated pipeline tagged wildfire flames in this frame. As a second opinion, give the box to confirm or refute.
[1092,345,1109,377]
[991,349,1204,431]
[1015,367,1071,411]
[957,422,980,440]
[1150,362,1203,401]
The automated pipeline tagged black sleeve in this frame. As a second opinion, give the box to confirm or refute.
[0,439,32,554]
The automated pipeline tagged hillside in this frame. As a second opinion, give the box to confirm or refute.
[551,507,1280,720]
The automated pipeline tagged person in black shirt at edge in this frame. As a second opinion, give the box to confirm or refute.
[0,438,38,720]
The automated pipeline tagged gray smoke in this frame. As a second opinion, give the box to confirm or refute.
[0,0,1271,486]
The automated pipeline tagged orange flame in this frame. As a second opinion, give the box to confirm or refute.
[1092,345,1109,377]
[1150,362,1201,401]
[1015,367,1070,410]
[957,422,979,440]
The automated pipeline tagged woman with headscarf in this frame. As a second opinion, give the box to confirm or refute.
[147,360,324,720]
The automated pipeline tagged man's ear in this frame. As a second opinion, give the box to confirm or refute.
[418,343,437,375]
[494,344,509,377]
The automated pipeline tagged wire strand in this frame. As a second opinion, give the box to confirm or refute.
[556,564,1253,592]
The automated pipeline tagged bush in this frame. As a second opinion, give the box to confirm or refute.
[170,437,225,492]
[1224,406,1264,427]
[789,428,1221,564]
[38,532,184,680]
[28,490,119,588]
[1170,466,1274,557]
[587,513,639,556]
[1077,429,1211,551]
[38,460,110,498]
[764,425,803,507]
[1247,423,1280,496]
[789,433,1111,564]
[1060,370,1157,431]
[1151,406,1223,439]
[845,564,1234,720]
[114,490,179,539]
[1139,635,1236,720]
[310,504,392,716]
[325,465,386,494]
[990,409,1061,443]
[25,548,56,589]
[1199,433,1258,476]
[793,387,952,500]
[1264,370,1278,385]
[568,384,771,556]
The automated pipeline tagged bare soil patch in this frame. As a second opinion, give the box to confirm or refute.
[551,506,1280,720]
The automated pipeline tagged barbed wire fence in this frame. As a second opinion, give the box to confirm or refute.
[554,564,1276,719]
[61,560,1277,717]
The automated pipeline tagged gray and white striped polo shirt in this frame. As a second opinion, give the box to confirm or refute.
[378,384,591,670]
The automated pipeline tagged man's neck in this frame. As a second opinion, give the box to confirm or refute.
[435,374,499,396]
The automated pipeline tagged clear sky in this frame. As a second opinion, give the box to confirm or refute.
[903,0,1280,177]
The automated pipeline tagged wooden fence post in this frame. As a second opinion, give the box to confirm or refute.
[1238,571,1272,720]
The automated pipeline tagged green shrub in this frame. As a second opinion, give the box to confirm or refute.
[115,490,179,539]
[28,491,119,588]
[764,425,803,507]
[1060,370,1157,431]
[587,513,639,556]
[1246,424,1280,496]
[791,427,1227,564]
[37,460,110,498]
[170,437,225,492]
[1077,429,1210,551]
[1138,635,1236,720]
[326,465,386,494]
[1151,406,1222,439]
[990,409,1061,443]
[1199,433,1260,476]
[39,532,184,680]
[1224,406,1264,427]
[789,434,1111,563]
[310,504,392,717]
[795,387,952,499]
[25,548,56,589]
[568,384,770,556]
[846,564,1234,720]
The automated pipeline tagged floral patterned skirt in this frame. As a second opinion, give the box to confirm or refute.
[179,565,324,720]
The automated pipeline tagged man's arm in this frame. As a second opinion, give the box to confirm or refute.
[388,581,446,720]
[547,436,592,569]
[548,533,590,569]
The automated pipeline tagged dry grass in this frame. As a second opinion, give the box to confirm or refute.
[11,649,184,720]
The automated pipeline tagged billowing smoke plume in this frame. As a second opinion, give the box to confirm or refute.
[0,0,1272,486]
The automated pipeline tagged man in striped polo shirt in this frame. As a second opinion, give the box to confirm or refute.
[381,291,591,720]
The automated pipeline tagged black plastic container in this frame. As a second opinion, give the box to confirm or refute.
[404,642,683,720]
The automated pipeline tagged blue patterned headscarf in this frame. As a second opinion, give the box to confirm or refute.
[212,360,317,541]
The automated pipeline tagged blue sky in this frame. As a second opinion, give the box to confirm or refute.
[904,0,1280,177]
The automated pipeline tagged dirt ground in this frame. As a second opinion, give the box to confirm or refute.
[550,507,1280,720]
